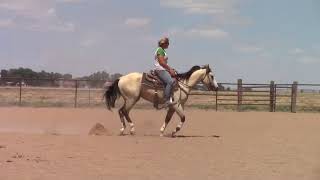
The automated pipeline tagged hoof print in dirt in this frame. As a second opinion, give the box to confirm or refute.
[12,153,24,159]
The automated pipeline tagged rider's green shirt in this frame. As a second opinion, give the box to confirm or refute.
[154,47,167,71]
[156,47,166,56]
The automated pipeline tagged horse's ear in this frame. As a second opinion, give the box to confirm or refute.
[201,64,208,69]
[203,64,210,73]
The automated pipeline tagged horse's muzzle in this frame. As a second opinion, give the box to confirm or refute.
[211,83,219,91]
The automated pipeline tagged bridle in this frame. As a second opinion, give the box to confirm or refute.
[175,68,214,93]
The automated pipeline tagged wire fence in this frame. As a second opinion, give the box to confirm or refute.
[1,78,320,112]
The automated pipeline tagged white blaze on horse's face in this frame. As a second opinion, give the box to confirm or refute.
[210,72,219,89]
[202,70,218,91]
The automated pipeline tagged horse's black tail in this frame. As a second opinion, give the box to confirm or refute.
[104,79,120,110]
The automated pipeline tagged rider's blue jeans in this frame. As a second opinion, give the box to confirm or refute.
[156,70,175,101]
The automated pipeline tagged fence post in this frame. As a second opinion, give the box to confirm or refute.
[215,90,218,112]
[274,84,277,112]
[270,81,275,112]
[19,78,22,106]
[237,79,242,112]
[291,81,298,113]
[88,86,91,107]
[74,80,78,108]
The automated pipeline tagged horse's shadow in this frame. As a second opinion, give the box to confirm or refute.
[141,134,221,138]
[171,135,220,138]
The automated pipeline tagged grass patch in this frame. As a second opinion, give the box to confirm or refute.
[19,101,70,107]
[186,104,216,110]
[297,106,320,113]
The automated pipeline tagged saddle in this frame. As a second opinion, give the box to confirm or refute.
[142,70,178,90]
[141,70,179,109]
[143,70,164,88]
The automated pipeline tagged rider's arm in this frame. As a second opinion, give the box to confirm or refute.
[158,56,176,76]
[157,56,171,71]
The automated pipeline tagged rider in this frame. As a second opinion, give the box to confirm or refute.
[154,37,176,107]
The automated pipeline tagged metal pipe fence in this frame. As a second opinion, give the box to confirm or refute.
[1,78,320,112]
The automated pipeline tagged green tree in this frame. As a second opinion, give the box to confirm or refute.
[110,73,122,81]
[1,69,8,78]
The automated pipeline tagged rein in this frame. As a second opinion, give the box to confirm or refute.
[175,71,209,94]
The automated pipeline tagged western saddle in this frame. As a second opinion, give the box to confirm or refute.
[142,70,179,89]
[141,70,178,109]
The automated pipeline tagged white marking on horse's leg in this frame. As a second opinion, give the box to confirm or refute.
[160,123,166,133]
[160,108,175,136]
[129,123,135,135]
[172,105,185,136]
[120,116,126,135]
[160,123,166,136]
[119,119,126,135]
[172,121,184,137]
[120,127,125,134]
[122,99,138,136]
[118,107,126,135]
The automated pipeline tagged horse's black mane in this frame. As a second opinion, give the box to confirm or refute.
[176,65,201,80]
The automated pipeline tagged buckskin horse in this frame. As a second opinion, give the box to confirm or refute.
[104,64,219,137]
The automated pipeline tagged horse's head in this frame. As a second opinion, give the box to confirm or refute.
[201,64,219,91]
[177,64,219,91]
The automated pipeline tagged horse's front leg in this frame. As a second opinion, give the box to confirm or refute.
[171,104,185,137]
[160,108,175,136]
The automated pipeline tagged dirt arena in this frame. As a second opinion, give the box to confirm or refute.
[0,107,319,180]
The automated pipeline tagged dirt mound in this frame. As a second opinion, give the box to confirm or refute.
[88,123,111,136]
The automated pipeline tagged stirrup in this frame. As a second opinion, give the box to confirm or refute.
[158,98,177,109]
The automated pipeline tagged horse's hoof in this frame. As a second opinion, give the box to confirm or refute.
[130,131,135,136]
[160,133,164,137]
[171,132,177,138]
[119,131,125,136]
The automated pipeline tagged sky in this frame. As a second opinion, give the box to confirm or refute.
[0,0,319,83]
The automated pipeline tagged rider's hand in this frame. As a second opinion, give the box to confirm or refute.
[169,69,176,77]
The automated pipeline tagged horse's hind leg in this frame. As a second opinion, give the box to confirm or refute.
[160,108,175,136]
[118,99,138,135]
[123,99,139,135]
[118,105,127,135]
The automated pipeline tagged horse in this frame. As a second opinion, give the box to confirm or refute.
[104,64,219,137]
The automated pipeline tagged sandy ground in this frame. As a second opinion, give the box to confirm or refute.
[0,107,320,180]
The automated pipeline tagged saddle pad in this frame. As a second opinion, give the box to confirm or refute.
[142,72,179,90]
[142,72,165,89]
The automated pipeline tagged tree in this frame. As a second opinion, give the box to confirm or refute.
[81,71,111,88]
[1,67,125,88]
[62,74,72,80]
[1,70,8,78]
[110,73,122,81]
[8,68,36,78]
